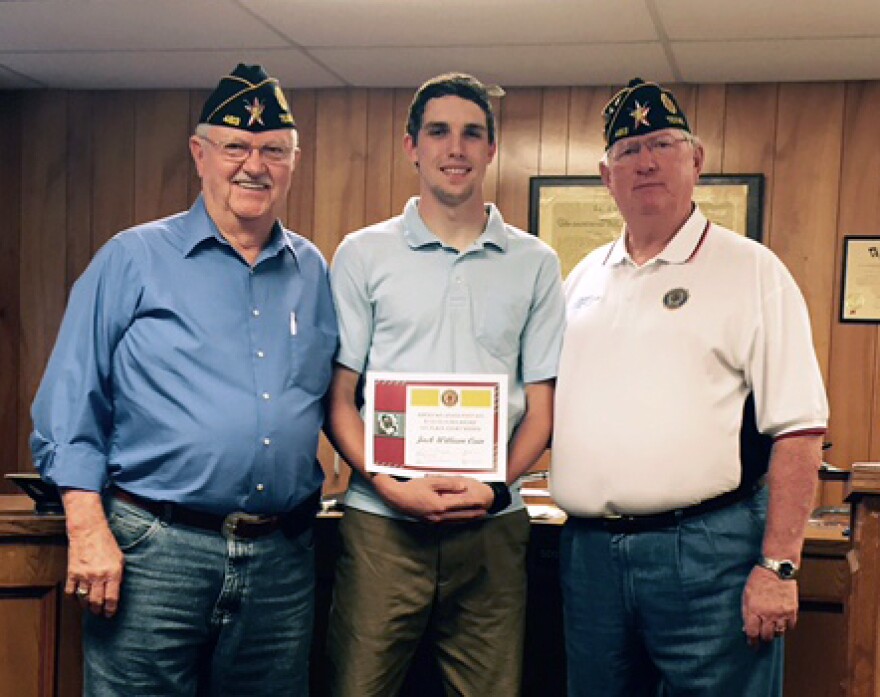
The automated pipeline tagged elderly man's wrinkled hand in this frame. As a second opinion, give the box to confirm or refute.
[65,524,125,618]
[741,565,798,646]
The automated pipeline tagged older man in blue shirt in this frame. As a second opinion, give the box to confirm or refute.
[30,64,337,696]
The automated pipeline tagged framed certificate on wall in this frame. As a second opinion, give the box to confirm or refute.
[840,236,880,323]
[529,174,764,278]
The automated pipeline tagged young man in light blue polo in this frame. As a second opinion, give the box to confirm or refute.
[324,72,565,697]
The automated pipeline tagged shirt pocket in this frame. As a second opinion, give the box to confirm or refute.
[288,322,337,395]
[475,290,530,361]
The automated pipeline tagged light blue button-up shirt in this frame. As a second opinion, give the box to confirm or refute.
[31,196,337,516]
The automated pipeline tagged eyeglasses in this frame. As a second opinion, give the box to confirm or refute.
[608,134,693,164]
[198,135,294,164]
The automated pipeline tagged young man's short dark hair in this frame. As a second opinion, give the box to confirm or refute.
[406,72,497,145]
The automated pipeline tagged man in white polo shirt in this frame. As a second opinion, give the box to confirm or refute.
[551,78,828,697]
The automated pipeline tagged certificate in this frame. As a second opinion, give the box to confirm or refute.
[841,236,880,322]
[365,372,508,481]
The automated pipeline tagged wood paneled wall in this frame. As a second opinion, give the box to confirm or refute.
[1,83,878,502]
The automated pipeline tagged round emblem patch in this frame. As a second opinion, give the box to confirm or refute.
[662,287,689,310]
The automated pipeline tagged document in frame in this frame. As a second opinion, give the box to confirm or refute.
[364,371,508,482]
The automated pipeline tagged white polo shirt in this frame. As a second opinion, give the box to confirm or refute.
[551,206,828,517]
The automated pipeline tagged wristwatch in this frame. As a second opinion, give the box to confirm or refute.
[757,556,799,580]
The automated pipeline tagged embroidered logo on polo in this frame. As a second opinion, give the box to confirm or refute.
[662,288,689,310]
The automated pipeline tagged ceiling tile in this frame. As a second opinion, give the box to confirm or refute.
[0,0,288,51]
[312,43,672,88]
[674,38,880,83]
[0,50,344,90]
[246,0,658,47]
[659,0,880,40]
[0,0,878,89]
[0,63,41,89]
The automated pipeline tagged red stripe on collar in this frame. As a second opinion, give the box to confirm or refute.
[684,221,711,264]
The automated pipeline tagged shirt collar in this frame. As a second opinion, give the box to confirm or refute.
[401,197,508,253]
[181,195,295,263]
[605,205,708,266]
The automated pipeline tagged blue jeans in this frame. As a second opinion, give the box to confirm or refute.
[560,488,783,697]
[83,495,315,697]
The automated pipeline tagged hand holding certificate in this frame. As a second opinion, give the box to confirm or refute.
[365,372,508,482]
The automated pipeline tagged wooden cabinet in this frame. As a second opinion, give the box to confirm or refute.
[0,496,81,697]
[785,524,850,697]
[845,464,880,697]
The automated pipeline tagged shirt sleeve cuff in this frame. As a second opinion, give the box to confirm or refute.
[32,436,109,492]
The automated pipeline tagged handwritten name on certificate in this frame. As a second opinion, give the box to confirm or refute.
[364,372,508,481]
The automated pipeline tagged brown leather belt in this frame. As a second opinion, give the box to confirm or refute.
[112,488,319,540]
[569,481,763,535]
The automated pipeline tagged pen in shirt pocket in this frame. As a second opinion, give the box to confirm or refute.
[290,311,297,336]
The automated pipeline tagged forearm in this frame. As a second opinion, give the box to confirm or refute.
[506,380,555,484]
[324,381,368,476]
[62,489,112,539]
[761,433,823,564]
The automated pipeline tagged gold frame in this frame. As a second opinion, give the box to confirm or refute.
[529,174,764,278]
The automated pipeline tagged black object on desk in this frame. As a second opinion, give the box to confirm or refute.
[4,473,63,514]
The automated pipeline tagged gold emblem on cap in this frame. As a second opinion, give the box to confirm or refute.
[661,93,677,114]
[245,97,265,127]
[275,86,291,115]
[662,288,689,310]
[630,101,651,128]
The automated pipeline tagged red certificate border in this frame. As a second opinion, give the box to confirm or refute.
[370,377,502,477]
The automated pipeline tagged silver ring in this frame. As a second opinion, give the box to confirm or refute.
[75,585,90,598]
[773,626,785,635]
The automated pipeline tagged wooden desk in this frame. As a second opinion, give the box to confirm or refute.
[0,497,851,697]
[0,496,80,697]
[845,463,880,697]
[787,521,850,697]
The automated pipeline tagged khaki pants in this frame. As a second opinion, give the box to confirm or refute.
[327,507,530,697]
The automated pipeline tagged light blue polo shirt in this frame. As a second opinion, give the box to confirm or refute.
[331,197,565,518]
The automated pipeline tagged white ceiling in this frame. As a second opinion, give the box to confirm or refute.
[2,0,880,90]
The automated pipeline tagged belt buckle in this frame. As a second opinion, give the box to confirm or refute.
[222,512,248,539]
[222,512,275,539]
